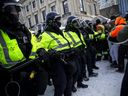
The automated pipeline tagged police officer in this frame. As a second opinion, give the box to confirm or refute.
[80,20,99,70]
[94,19,108,60]
[40,12,76,96]
[65,16,89,92]
[30,32,48,96]
[0,0,46,96]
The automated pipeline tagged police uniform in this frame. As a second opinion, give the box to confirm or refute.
[0,0,45,96]
[65,16,89,92]
[30,33,48,95]
[40,12,76,96]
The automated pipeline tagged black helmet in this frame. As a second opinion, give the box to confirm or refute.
[67,16,76,24]
[110,15,116,20]
[0,0,22,12]
[96,19,101,24]
[66,16,81,29]
[45,12,61,25]
[0,0,22,27]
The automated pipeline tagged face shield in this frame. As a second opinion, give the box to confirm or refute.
[53,15,61,27]
[2,2,22,25]
[54,15,61,22]
[81,20,89,28]
[71,18,82,29]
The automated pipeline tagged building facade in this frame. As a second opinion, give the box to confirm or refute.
[98,0,119,18]
[20,0,100,28]
[118,0,128,16]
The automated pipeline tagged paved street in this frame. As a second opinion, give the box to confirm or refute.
[43,60,124,96]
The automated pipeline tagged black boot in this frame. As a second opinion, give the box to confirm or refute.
[77,83,88,88]
[116,69,124,73]
[89,72,98,77]
[83,77,89,81]
[111,61,118,68]
[72,86,77,92]
[83,75,89,81]
[48,79,52,86]
[96,56,101,61]
[103,55,108,60]
[93,66,99,70]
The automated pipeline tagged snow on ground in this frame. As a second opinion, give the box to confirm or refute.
[43,60,124,96]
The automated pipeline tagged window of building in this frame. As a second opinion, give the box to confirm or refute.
[94,4,97,15]
[32,1,36,8]
[51,5,56,12]
[28,17,32,27]
[42,10,46,21]
[79,0,84,12]
[62,0,69,14]
[26,5,29,12]
[89,5,92,15]
[35,14,38,24]
[40,0,44,3]
[29,2,31,5]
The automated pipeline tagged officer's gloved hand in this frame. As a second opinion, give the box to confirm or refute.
[36,48,49,61]
[48,49,61,58]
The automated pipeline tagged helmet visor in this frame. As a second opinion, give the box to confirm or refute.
[3,2,22,9]
[3,3,22,14]
[81,20,88,28]
[72,18,81,28]
[54,15,61,22]
[3,3,23,24]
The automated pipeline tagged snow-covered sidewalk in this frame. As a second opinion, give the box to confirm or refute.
[43,61,124,96]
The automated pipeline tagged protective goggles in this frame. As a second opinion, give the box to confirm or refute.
[80,20,88,28]
[71,18,81,28]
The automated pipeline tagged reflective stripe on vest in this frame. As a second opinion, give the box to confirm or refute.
[30,34,40,59]
[46,32,70,50]
[100,33,106,39]
[66,32,77,45]
[89,34,94,39]
[80,33,86,46]
[94,32,100,41]
[0,32,12,64]
[66,32,82,47]
[0,29,24,68]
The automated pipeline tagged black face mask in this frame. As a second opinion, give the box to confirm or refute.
[56,21,61,28]
[54,16,61,28]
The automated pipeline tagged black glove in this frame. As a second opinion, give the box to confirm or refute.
[36,48,49,61]
[48,49,61,58]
